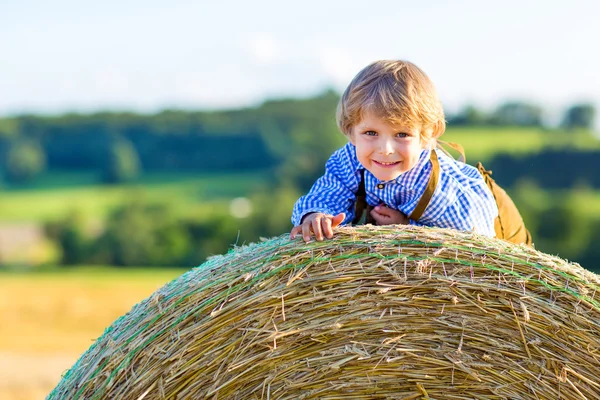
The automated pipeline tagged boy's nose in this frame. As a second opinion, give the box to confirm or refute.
[379,140,395,155]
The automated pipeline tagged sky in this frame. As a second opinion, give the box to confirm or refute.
[1,0,599,126]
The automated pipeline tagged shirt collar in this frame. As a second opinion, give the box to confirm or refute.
[391,148,432,189]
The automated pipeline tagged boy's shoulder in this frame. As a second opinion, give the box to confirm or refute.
[328,143,361,169]
[436,149,483,182]
[324,143,362,189]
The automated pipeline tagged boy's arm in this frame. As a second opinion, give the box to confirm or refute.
[292,148,358,227]
[438,196,496,236]
[413,190,497,236]
[404,151,498,236]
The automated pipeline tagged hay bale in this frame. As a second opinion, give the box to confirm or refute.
[48,225,600,399]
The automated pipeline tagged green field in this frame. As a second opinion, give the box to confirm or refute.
[2,128,600,223]
[0,170,269,221]
[444,127,600,162]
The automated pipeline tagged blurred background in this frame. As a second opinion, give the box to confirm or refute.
[2,0,600,398]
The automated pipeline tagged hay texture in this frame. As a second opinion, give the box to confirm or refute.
[49,225,600,399]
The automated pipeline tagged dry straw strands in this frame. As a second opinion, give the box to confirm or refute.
[48,225,600,399]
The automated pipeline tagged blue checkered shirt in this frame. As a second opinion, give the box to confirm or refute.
[292,143,498,236]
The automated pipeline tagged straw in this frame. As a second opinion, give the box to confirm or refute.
[48,225,600,399]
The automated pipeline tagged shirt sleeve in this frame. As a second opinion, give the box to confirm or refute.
[432,191,497,236]
[412,160,498,237]
[291,147,358,226]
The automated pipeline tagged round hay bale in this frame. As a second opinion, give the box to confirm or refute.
[49,225,600,399]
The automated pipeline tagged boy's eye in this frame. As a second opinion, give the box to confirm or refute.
[396,132,409,138]
[364,130,377,136]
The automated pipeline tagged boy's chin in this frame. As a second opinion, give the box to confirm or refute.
[371,171,403,182]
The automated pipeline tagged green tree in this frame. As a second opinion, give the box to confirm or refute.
[103,138,141,183]
[562,103,596,130]
[185,213,244,264]
[528,189,593,261]
[94,200,191,266]
[5,139,46,183]
[45,211,90,265]
[241,186,300,238]
[448,105,488,126]
[489,101,543,126]
[577,222,600,273]
[0,117,20,138]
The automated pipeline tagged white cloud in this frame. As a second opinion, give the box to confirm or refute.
[247,33,280,66]
[317,46,366,89]
[92,66,129,96]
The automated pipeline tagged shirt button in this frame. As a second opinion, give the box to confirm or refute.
[377,183,385,189]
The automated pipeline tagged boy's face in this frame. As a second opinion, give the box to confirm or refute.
[350,110,428,182]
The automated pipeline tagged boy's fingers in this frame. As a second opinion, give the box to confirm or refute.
[322,218,333,238]
[331,213,345,228]
[374,205,391,217]
[293,213,343,241]
[290,226,301,239]
[370,208,383,219]
[301,223,312,242]
[312,218,324,241]
[369,209,387,225]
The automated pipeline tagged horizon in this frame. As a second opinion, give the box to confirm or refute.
[0,88,590,131]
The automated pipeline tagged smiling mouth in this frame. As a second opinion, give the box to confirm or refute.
[373,160,400,167]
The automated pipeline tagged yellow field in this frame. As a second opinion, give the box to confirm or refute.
[0,267,187,400]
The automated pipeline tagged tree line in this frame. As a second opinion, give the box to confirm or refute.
[448,101,595,129]
[0,91,595,185]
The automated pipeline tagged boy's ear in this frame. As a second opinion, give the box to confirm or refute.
[420,127,435,149]
[348,132,356,145]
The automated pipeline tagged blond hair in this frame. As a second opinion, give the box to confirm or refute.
[336,60,446,142]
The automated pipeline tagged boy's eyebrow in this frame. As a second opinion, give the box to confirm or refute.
[357,123,413,132]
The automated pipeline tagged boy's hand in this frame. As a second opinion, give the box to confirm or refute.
[290,212,345,242]
[370,204,409,225]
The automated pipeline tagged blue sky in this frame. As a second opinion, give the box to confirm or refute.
[1,0,599,126]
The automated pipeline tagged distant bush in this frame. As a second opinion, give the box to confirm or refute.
[102,138,141,183]
[91,200,191,266]
[562,103,596,130]
[45,211,90,265]
[4,140,46,183]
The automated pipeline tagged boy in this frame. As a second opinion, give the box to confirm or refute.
[290,60,498,242]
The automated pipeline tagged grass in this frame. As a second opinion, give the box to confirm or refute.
[444,126,600,163]
[0,266,187,400]
[507,180,600,217]
[0,170,268,222]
